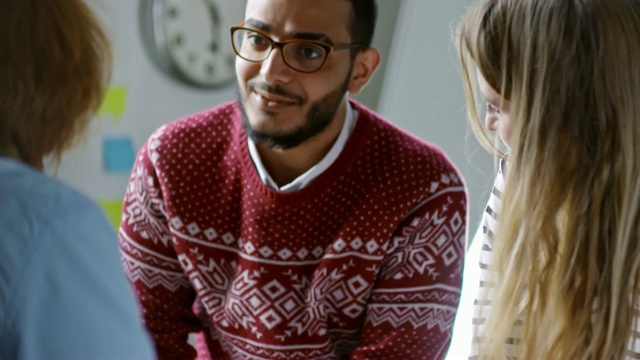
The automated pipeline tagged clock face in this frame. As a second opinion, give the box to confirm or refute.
[140,0,247,88]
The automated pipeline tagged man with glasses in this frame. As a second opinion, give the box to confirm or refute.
[119,0,467,358]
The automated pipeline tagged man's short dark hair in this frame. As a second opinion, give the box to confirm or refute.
[347,0,377,47]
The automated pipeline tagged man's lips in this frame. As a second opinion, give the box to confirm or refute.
[253,91,299,109]
[247,82,305,108]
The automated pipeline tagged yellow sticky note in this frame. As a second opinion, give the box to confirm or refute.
[98,199,124,231]
[99,86,127,121]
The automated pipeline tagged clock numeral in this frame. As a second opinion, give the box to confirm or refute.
[205,62,216,76]
[167,6,178,20]
[226,54,236,67]
[172,34,184,48]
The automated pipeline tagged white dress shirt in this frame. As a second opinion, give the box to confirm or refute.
[247,101,358,192]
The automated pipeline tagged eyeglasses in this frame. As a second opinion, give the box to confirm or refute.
[230,22,365,73]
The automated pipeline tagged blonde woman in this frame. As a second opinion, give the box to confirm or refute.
[456,0,640,358]
[0,0,154,358]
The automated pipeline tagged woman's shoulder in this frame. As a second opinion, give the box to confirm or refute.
[0,158,112,267]
[0,158,101,224]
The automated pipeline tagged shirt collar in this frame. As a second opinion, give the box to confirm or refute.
[247,100,358,192]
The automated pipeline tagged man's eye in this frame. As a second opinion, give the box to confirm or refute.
[300,46,323,59]
[247,33,268,48]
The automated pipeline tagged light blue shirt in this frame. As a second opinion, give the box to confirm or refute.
[0,156,155,360]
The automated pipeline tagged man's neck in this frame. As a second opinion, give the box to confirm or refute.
[255,103,348,187]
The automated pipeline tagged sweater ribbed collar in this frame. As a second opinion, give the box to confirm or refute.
[246,100,357,193]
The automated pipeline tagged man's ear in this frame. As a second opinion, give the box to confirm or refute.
[347,47,381,94]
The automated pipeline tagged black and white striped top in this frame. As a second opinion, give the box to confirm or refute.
[468,159,640,359]
[469,159,520,359]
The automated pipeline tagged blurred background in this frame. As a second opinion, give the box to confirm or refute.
[51,1,492,358]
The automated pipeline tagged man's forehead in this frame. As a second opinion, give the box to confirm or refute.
[244,0,352,39]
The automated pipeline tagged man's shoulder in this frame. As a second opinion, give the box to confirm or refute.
[348,101,464,195]
[149,101,242,148]
[0,159,108,286]
[352,101,456,169]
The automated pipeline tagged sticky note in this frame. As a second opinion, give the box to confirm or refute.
[97,199,124,231]
[103,136,135,173]
[99,86,127,121]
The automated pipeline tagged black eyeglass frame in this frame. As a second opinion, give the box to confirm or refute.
[229,22,366,73]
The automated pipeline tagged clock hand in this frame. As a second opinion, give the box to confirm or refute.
[202,0,221,53]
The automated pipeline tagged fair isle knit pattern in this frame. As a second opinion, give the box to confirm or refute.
[119,100,467,360]
[468,160,640,360]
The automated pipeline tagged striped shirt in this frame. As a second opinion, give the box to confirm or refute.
[469,159,640,359]
[469,159,519,359]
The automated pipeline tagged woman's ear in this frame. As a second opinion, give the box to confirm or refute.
[347,48,381,94]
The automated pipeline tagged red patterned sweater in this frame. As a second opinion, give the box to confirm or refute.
[119,100,467,360]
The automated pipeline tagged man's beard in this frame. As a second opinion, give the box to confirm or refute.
[238,72,352,150]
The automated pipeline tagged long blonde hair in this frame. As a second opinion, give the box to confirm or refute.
[0,0,112,169]
[457,0,640,358]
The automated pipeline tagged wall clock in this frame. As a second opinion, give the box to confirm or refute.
[139,0,246,89]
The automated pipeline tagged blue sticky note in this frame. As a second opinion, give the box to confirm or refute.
[103,137,135,173]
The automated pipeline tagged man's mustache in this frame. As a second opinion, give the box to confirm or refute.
[247,81,305,105]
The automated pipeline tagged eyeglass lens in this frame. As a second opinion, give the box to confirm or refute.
[232,28,328,72]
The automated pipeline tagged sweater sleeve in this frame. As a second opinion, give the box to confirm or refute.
[350,186,467,360]
[119,140,202,360]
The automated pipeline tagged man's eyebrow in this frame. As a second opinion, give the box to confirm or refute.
[291,32,334,45]
[244,18,334,45]
[245,18,270,32]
